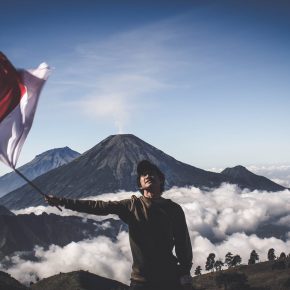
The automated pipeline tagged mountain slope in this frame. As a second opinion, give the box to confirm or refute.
[0,147,80,198]
[193,259,290,290]
[221,165,286,191]
[0,134,286,210]
[30,270,129,290]
[0,134,231,209]
[0,205,14,216]
[0,271,27,290]
[0,213,124,259]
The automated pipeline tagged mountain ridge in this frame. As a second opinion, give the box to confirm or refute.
[30,270,129,290]
[0,212,124,260]
[0,147,80,198]
[0,134,286,210]
[221,165,286,191]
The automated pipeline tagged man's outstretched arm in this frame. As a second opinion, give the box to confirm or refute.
[45,195,130,218]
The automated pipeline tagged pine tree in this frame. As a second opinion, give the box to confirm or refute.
[194,265,202,276]
[231,255,242,267]
[267,248,276,261]
[205,253,216,272]
[225,252,233,268]
[248,250,259,265]
[214,259,224,271]
[279,252,286,260]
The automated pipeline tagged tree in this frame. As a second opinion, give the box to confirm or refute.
[248,250,259,265]
[231,255,242,267]
[194,265,202,276]
[279,252,286,260]
[214,259,224,271]
[205,253,216,272]
[267,248,276,261]
[225,252,234,268]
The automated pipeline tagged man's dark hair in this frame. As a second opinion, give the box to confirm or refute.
[136,160,165,194]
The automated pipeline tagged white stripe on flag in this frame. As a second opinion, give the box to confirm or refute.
[0,62,50,168]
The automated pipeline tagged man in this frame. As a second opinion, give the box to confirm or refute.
[46,160,193,290]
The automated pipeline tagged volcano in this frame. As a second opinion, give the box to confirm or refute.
[0,134,285,210]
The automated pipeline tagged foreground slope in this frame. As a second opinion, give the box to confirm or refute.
[30,270,129,290]
[193,259,290,290]
[0,271,27,290]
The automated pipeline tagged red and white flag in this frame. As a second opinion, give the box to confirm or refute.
[0,52,50,168]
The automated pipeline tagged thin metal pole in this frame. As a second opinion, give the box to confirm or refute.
[13,168,62,211]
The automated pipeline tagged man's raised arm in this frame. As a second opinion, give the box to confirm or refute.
[45,195,131,219]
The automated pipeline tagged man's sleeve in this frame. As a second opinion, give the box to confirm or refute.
[173,204,193,276]
[58,197,131,220]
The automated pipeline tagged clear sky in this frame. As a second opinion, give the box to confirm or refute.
[0,0,290,175]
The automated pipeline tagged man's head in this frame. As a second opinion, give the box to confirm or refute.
[137,160,165,196]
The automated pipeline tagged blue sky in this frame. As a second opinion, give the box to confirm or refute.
[0,0,290,175]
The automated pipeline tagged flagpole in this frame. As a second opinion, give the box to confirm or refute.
[13,168,62,211]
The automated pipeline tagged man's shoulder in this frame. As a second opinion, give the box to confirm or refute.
[162,197,180,206]
[157,197,183,212]
[119,195,141,208]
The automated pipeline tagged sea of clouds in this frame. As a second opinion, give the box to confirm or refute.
[2,184,290,285]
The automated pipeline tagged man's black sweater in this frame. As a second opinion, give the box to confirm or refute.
[58,195,192,284]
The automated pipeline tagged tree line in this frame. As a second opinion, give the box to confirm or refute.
[194,248,290,275]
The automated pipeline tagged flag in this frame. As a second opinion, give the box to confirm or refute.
[0,52,50,168]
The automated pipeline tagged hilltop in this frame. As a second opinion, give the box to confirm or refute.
[193,259,290,290]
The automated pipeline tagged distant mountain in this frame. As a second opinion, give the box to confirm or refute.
[30,270,129,290]
[0,213,124,260]
[0,147,80,198]
[0,134,286,210]
[221,165,286,192]
[0,271,27,290]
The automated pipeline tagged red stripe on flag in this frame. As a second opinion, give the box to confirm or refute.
[0,53,27,123]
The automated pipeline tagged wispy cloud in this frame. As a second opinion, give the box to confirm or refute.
[73,74,166,133]
[54,15,191,133]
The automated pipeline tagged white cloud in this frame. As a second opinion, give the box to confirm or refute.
[5,185,290,284]
[1,232,131,285]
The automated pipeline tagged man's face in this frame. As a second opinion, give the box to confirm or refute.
[139,168,162,196]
